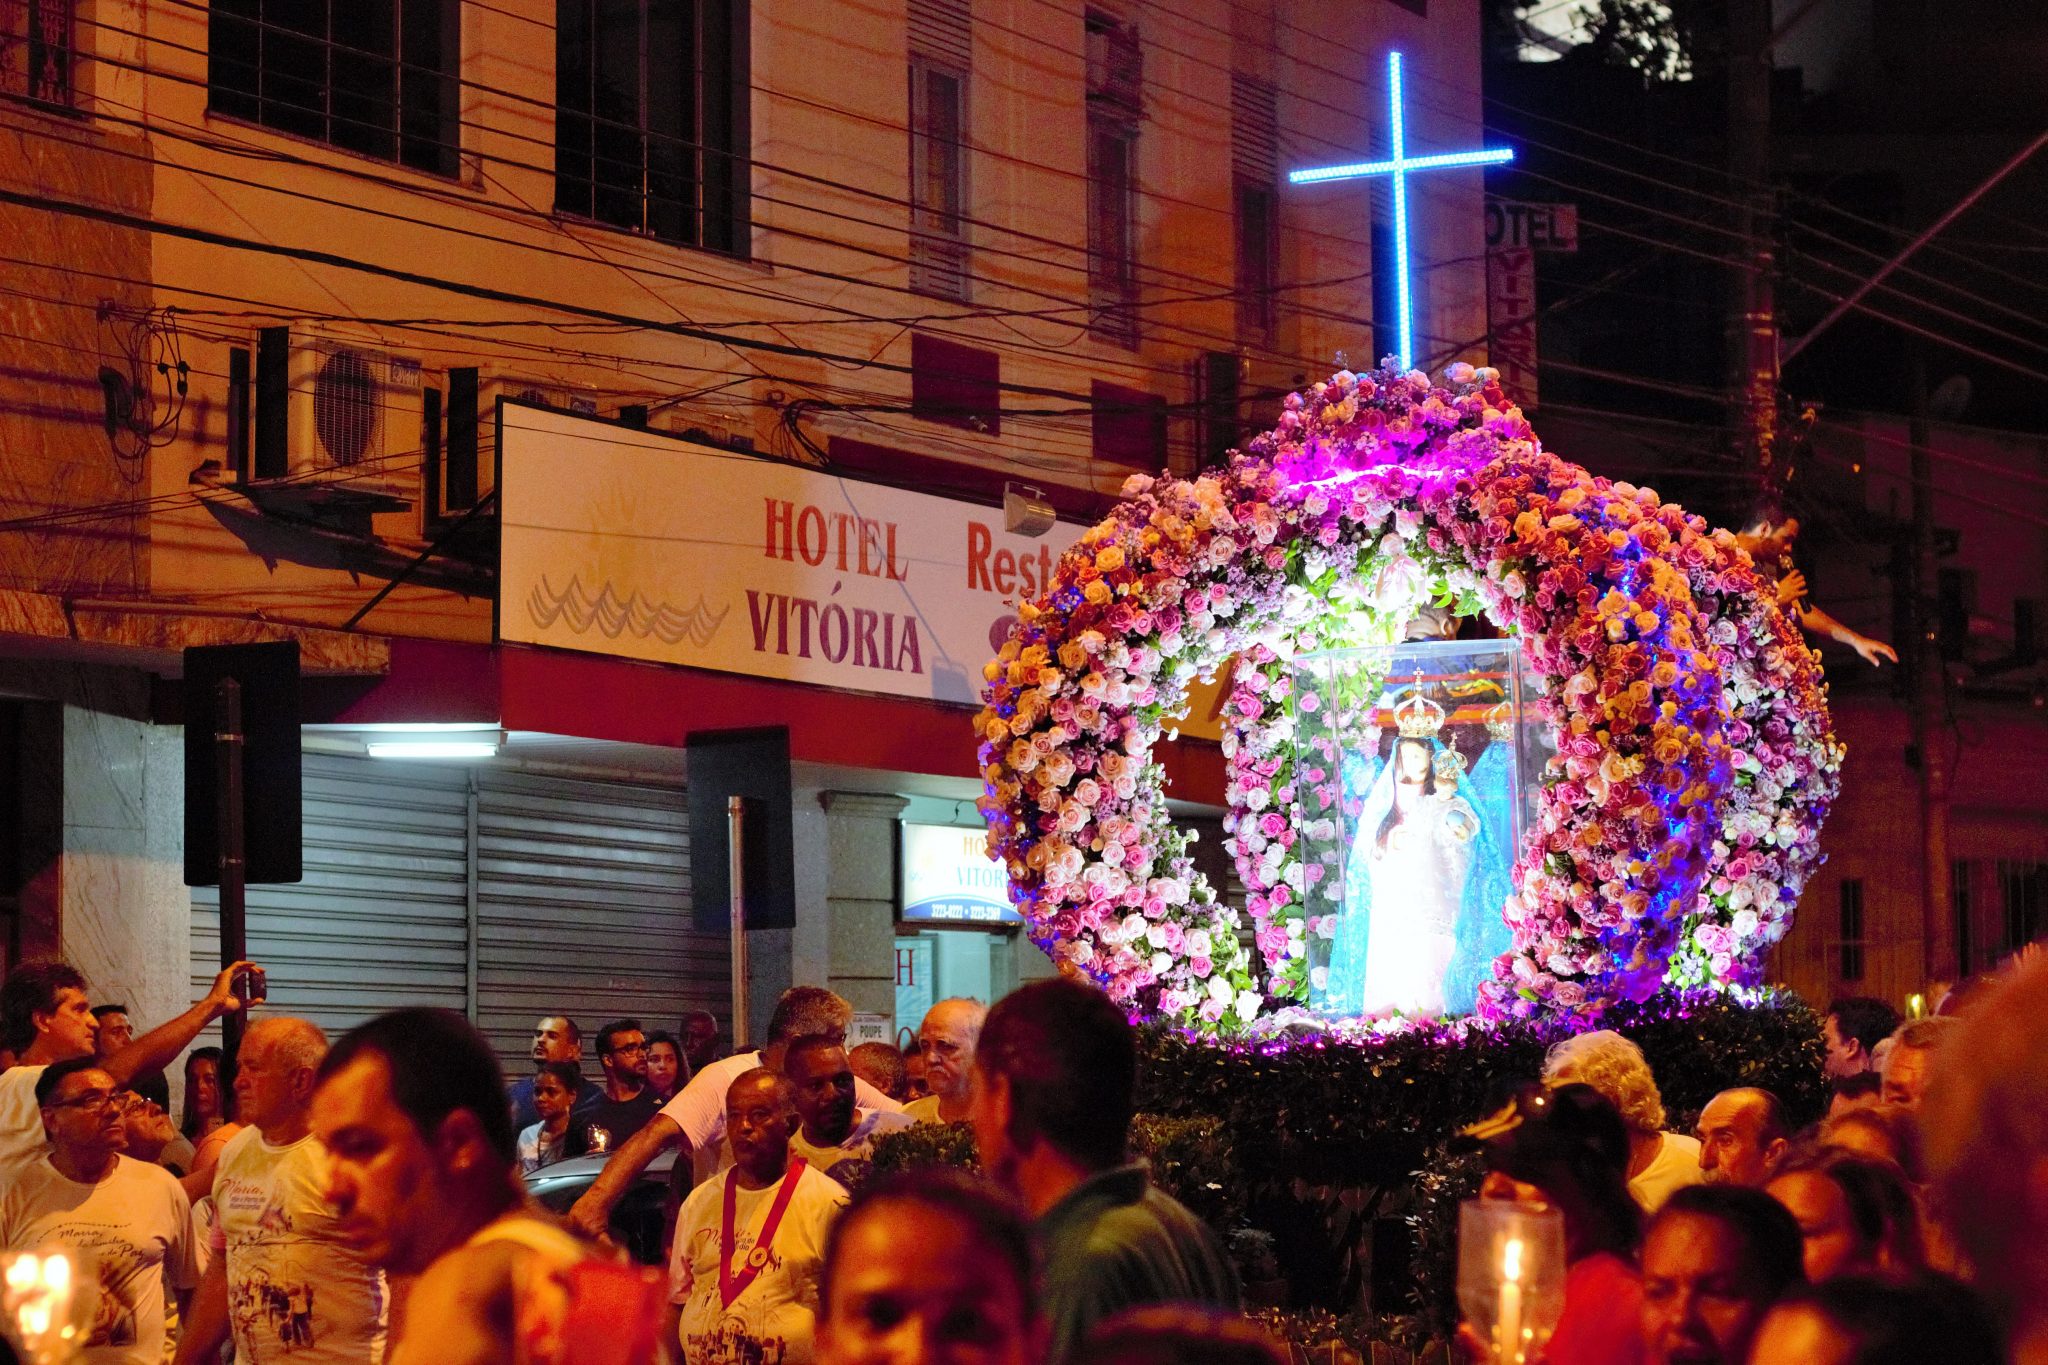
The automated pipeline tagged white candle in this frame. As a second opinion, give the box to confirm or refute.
[1498,1236,1525,1365]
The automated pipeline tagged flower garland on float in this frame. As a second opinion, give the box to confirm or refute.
[975,363,1841,1031]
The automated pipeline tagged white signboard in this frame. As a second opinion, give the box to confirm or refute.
[499,405,1085,704]
[847,1013,894,1047]
[900,822,1019,924]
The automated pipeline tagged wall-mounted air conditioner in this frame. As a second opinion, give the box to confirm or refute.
[286,337,425,489]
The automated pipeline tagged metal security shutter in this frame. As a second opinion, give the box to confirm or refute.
[474,770,725,1072]
[191,754,472,1038]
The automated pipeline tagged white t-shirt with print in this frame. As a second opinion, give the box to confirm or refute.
[659,1053,902,1186]
[211,1127,388,1364]
[668,1162,847,1365]
[0,1063,50,1172]
[0,1154,201,1365]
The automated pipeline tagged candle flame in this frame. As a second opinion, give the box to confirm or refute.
[1503,1236,1524,1283]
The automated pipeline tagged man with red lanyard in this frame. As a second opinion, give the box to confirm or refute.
[671,1069,848,1364]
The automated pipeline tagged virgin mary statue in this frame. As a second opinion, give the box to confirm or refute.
[1320,686,1487,1016]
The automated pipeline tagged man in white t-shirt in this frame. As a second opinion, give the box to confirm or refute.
[785,1035,913,1188]
[174,1017,386,1365]
[0,959,264,1174]
[569,987,899,1238]
[0,1059,202,1364]
[901,998,986,1126]
[671,1069,847,1365]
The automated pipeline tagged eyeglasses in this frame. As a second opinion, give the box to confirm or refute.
[44,1090,118,1115]
[607,1041,647,1056]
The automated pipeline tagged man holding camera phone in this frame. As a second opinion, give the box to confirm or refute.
[0,958,269,1173]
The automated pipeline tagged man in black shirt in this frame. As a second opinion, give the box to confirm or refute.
[582,1018,661,1152]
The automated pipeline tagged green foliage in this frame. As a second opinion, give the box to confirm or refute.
[1406,1146,1490,1342]
[1133,993,1827,1196]
[1130,1113,1246,1236]
[867,1119,979,1183]
[867,994,1826,1348]
[863,1114,1248,1239]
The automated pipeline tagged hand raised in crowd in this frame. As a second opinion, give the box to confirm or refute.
[204,961,264,1018]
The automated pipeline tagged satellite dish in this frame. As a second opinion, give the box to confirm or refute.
[1929,374,1973,421]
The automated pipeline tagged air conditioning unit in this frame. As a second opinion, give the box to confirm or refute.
[286,337,425,489]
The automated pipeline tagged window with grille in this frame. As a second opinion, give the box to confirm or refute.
[1998,859,2047,956]
[1232,75,1278,342]
[910,333,1000,435]
[555,0,750,255]
[0,1,75,108]
[209,0,460,176]
[1835,878,1866,983]
[1085,12,1140,348]
[909,63,968,299]
[1091,381,1165,470]
[1953,858,1976,974]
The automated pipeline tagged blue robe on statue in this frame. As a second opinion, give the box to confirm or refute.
[1442,739,1517,1014]
[1321,738,1485,1016]
[1318,736,1514,1017]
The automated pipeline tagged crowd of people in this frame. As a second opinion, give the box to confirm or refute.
[1,947,2046,1365]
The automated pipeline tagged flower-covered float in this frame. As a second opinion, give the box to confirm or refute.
[974,362,1841,1032]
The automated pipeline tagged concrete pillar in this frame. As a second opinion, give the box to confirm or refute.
[819,791,908,1027]
[59,708,192,1039]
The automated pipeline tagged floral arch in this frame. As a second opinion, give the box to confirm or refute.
[975,364,1842,1031]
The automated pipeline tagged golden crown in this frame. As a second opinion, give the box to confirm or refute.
[1484,699,1515,742]
[1392,676,1446,739]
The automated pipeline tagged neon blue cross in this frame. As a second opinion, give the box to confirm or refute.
[1289,52,1513,373]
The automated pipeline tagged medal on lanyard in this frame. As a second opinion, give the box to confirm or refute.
[718,1158,808,1309]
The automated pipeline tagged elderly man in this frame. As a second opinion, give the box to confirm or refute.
[669,1069,847,1364]
[507,1014,602,1132]
[569,986,900,1237]
[176,1017,386,1364]
[0,1058,202,1365]
[1879,1017,1953,1112]
[1694,1087,1791,1187]
[968,979,1237,1363]
[905,997,987,1125]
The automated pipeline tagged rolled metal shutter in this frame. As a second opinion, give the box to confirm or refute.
[190,754,472,1037]
[473,769,725,1074]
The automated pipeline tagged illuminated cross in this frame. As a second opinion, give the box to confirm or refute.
[1289,51,1514,372]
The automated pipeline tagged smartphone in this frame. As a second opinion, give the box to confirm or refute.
[233,965,268,1007]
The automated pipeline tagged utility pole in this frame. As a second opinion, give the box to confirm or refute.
[1727,0,1780,514]
[1908,353,1956,985]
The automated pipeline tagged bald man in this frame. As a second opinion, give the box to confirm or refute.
[1694,1087,1791,1187]
[669,1069,848,1365]
[904,998,988,1125]
[176,1018,387,1364]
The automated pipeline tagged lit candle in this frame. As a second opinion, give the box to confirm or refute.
[4,1250,76,1360]
[1497,1235,1525,1365]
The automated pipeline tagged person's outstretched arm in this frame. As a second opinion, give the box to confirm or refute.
[567,1114,688,1239]
[105,963,259,1087]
